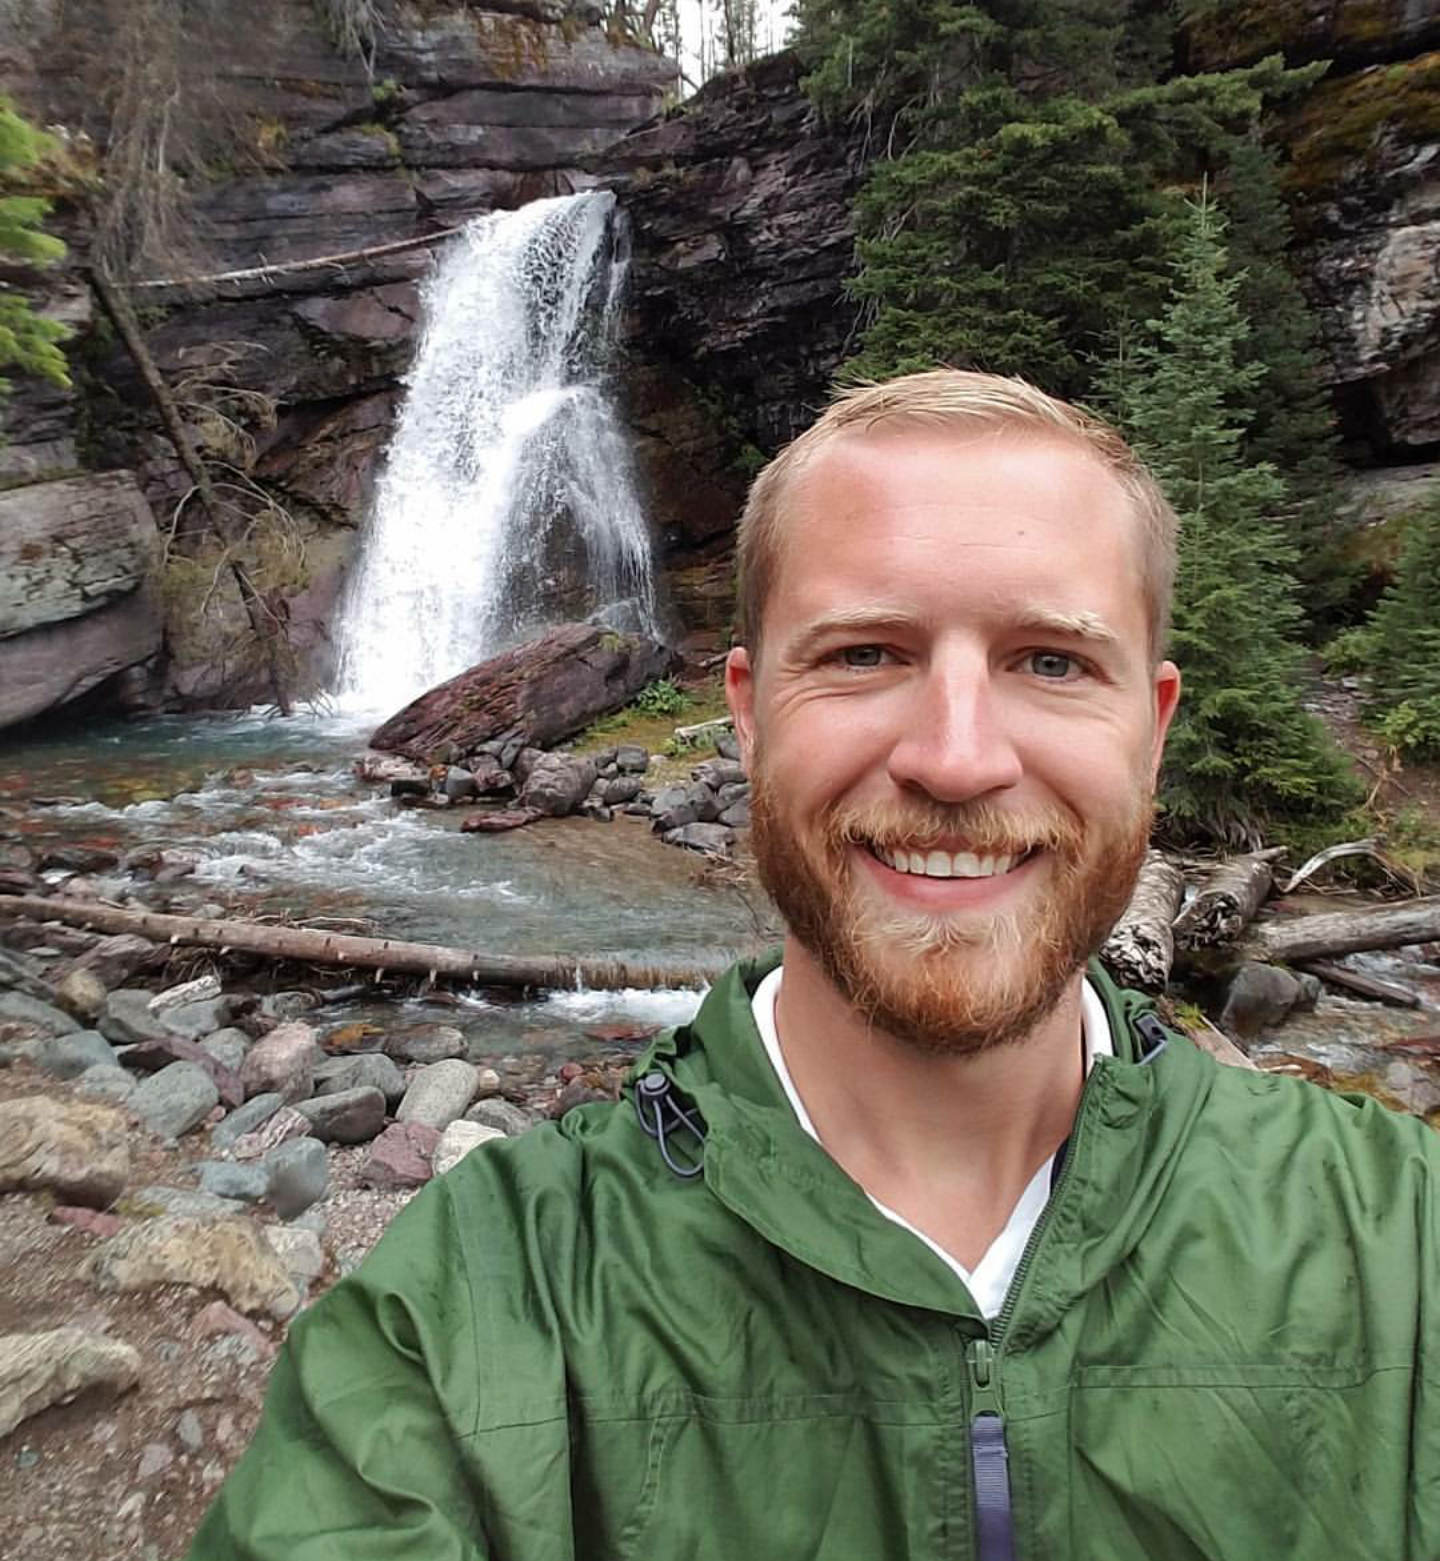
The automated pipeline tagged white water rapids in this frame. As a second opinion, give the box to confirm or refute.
[334,191,659,714]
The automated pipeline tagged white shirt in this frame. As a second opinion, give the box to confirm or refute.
[751,967,1113,1318]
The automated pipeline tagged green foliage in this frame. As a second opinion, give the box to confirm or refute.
[633,677,691,718]
[0,97,70,393]
[1100,193,1359,844]
[1361,489,1440,760]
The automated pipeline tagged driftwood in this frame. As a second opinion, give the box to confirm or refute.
[0,896,726,993]
[1174,851,1281,950]
[1250,896,1440,964]
[88,267,292,715]
[1100,850,1185,992]
[124,226,465,294]
[1299,960,1421,1009]
[1182,1014,1260,1072]
[1280,838,1383,893]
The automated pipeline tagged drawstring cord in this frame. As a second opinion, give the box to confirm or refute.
[634,1071,706,1179]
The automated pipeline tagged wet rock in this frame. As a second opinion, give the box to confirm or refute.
[260,991,321,1022]
[261,1224,325,1289]
[210,1092,284,1150]
[85,1216,300,1319]
[552,1078,613,1116]
[464,1097,542,1137]
[396,1058,479,1131]
[662,822,734,856]
[296,1085,386,1144]
[229,1106,311,1161]
[201,1028,252,1073]
[0,1328,142,1439]
[518,752,599,818]
[0,1096,130,1207]
[314,1051,405,1107]
[196,1161,270,1204]
[54,967,108,1023]
[74,1064,137,1104]
[460,807,539,833]
[363,1121,442,1190]
[355,753,429,786]
[238,1020,322,1103]
[1221,962,1305,1041]
[468,755,514,794]
[443,766,477,802]
[386,1022,466,1065]
[130,1062,220,1140]
[263,1137,329,1220]
[0,989,81,1037]
[98,989,171,1047]
[31,1029,118,1079]
[390,775,430,799]
[433,1119,505,1176]
[130,1185,246,1220]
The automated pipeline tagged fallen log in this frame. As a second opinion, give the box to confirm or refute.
[1249,896,1440,964]
[1181,1014,1259,1072]
[1300,960,1421,1008]
[1100,850,1185,992]
[1174,851,1280,950]
[0,896,726,994]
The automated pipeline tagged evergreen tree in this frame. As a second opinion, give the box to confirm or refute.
[0,96,69,394]
[1101,193,1358,843]
[1362,489,1440,760]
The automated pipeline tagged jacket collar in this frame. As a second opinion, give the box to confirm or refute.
[635,953,1215,1326]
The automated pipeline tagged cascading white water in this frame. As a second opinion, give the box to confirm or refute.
[333,191,659,714]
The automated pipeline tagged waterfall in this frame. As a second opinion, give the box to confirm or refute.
[333,191,659,714]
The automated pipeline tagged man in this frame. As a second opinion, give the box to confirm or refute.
[189,372,1440,1560]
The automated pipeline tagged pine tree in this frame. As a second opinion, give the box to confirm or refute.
[1362,488,1440,760]
[0,96,69,394]
[1101,193,1358,843]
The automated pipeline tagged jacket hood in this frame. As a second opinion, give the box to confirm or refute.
[633,953,1217,1333]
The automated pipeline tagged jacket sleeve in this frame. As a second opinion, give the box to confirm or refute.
[186,1177,487,1560]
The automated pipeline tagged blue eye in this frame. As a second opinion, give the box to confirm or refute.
[841,646,886,668]
[1029,652,1077,679]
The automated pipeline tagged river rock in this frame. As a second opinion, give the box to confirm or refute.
[465,1097,541,1136]
[355,753,429,786]
[99,989,172,1047]
[0,989,81,1038]
[432,1119,505,1176]
[31,1029,118,1079]
[263,1137,329,1220]
[148,974,222,1014]
[201,1028,253,1072]
[615,743,650,773]
[460,807,539,833]
[0,1327,143,1439]
[518,752,598,817]
[262,1224,326,1289]
[363,1121,441,1190]
[468,755,514,794]
[386,1023,466,1065]
[295,1086,387,1144]
[691,757,747,790]
[370,622,681,760]
[229,1106,312,1161]
[130,1061,221,1140]
[84,1216,301,1319]
[210,1092,284,1150]
[442,766,477,801]
[238,1020,322,1103]
[60,934,162,989]
[718,797,751,828]
[261,991,321,1022]
[314,1051,404,1107]
[0,1096,130,1207]
[1221,962,1305,1041]
[131,1186,245,1220]
[662,822,734,856]
[396,1059,479,1131]
[196,1160,270,1204]
[161,995,246,1041]
[118,1032,244,1107]
[74,1064,137,1104]
[55,967,109,1023]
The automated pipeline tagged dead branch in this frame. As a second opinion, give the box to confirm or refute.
[1099,850,1185,992]
[1174,851,1279,950]
[1249,896,1440,964]
[1182,1013,1260,1072]
[0,895,726,993]
[1299,960,1422,1009]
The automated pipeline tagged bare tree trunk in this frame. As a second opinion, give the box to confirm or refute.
[0,895,725,993]
[89,267,293,715]
[1100,850,1185,992]
[1174,851,1280,950]
[1251,897,1440,964]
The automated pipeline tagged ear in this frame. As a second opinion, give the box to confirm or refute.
[1150,659,1182,781]
[725,646,758,773]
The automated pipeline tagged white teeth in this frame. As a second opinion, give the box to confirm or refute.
[871,846,1022,880]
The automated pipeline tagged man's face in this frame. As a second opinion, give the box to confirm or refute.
[726,426,1181,1054]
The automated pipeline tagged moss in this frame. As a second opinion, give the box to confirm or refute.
[1281,53,1440,197]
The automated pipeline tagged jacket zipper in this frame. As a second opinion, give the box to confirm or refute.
[964,1069,1099,1561]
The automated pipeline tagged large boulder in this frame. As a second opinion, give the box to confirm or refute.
[0,1096,130,1208]
[369,622,679,761]
[0,472,163,731]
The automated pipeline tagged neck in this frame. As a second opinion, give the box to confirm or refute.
[772,936,1088,1270]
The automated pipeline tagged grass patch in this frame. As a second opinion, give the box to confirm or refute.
[569,675,732,785]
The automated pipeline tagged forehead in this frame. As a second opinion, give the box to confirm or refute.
[769,425,1146,633]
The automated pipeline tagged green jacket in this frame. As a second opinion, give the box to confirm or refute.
[190,956,1440,1560]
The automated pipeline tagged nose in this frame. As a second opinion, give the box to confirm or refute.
[885,650,1024,804]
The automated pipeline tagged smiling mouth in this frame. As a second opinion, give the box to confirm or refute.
[865,844,1037,880]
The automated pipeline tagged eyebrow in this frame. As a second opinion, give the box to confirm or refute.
[1010,607,1120,647]
[786,603,1122,659]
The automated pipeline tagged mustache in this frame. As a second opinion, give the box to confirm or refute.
[823,797,1083,859]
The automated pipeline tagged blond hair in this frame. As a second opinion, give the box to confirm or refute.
[735,369,1178,658]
